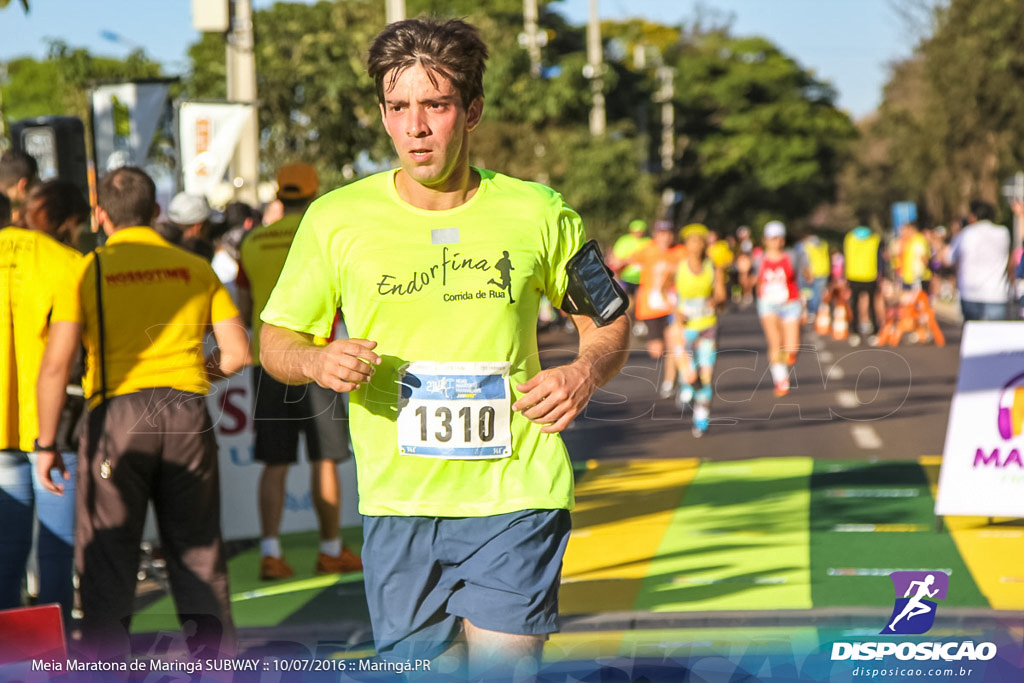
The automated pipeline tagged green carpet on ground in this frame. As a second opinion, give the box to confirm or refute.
[633,457,813,612]
[808,460,986,608]
[132,528,368,633]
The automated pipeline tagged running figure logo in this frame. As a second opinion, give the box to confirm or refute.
[880,571,949,635]
[488,250,515,304]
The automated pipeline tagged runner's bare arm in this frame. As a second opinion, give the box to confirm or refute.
[514,313,630,433]
[260,322,381,392]
[206,315,252,381]
[35,320,80,495]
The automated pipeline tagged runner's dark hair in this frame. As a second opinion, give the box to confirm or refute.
[367,17,488,108]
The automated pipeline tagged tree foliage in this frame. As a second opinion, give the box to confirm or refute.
[2,1,856,241]
[2,41,163,128]
[0,0,30,12]
[840,0,1024,226]
[664,30,857,232]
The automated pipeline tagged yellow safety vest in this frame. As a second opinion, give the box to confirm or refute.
[844,232,880,283]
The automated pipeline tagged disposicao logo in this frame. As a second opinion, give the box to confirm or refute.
[997,372,1024,440]
[880,570,948,635]
[830,570,997,663]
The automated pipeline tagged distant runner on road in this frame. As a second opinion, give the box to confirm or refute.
[756,220,802,397]
[670,223,727,437]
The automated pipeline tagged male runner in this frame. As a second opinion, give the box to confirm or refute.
[258,18,630,678]
[236,162,361,580]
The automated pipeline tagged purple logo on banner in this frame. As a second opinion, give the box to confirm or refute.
[880,571,949,635]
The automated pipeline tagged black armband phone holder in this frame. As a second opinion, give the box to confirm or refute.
[560,240,629,327]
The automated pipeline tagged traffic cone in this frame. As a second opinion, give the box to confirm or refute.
[815,303,831,336]
[832,303,849,341]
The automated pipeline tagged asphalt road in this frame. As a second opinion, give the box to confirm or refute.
[549,303,963,463]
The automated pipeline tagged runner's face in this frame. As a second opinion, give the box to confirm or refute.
[380,64,483,192]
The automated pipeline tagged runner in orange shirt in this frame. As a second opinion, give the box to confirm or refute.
[631,220,686,397]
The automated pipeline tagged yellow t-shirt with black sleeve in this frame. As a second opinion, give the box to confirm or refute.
[52,227,240,405]
[675,258,717,332]
[238,213,301,364]
[0,227,82,452]
[261,168,585,518]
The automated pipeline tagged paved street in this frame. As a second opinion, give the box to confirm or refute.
[559,302,962,464]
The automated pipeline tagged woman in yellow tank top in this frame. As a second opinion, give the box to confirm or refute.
[669,223,727,437]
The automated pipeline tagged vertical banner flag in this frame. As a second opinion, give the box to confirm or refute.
[178,101,253,199]
[936,321,1024,517]
[91,82,171,172]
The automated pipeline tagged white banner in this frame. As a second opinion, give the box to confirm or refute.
[178,101,253,200]
[91,82,171,172]
[935,321,1024,517]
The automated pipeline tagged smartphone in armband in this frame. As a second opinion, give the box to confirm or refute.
[560,240,629,327]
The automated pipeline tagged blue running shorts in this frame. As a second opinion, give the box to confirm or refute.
[362,508,572,663]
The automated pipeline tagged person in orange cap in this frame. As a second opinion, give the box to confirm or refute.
[236,162,362,580]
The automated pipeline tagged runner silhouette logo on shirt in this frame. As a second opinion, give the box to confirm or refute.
[488,250,515,304]
[880,571,949,635]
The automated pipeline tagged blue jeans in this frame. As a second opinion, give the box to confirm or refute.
[0,450,77,620]
[960,300,1007,322]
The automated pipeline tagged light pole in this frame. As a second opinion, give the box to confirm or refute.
[585,0,605,137]
[226,0,259,204]
[520,0,544,77]
[385,0,405,23]
[655,66,675,172]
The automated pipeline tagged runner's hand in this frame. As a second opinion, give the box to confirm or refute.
[35,451,68,496]
[514,362,596,433]
[309,338,381,392]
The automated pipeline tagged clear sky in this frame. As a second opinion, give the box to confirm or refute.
[0,0,914,119]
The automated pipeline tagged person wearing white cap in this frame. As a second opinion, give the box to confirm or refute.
[756,220,802,396]
[164,192,214,260]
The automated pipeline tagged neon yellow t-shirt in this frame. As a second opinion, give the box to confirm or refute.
[238,213,302,364]
[261,168,586,517]
[675,259,717,332]
[0,227,82,451]
[613,233,648,285]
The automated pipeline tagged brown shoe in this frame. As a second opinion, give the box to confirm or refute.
[315,548,363,574]
[260,555,294,581]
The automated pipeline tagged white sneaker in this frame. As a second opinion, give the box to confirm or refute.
[677,385,694,407]
[848,334,861,347]
[658,381,675,399]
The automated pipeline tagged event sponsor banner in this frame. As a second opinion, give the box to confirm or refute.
[936,321,1024,517]
[178,101,252,200]
[91,82,171,172]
